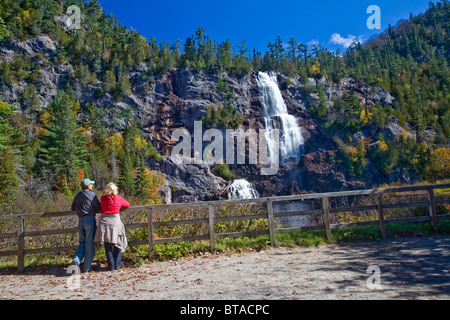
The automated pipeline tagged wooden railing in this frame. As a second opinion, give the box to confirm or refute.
[1,183,449,272]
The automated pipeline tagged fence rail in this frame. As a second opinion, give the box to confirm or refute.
[1,183,449,272]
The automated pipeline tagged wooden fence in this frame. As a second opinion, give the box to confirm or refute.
[1,183,449,272]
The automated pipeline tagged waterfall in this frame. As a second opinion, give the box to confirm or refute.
[224,179,259,199]
[257,72,304,163]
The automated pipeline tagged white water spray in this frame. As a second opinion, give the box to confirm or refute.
[224,179,259,199]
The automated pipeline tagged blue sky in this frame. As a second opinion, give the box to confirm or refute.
[98,0,433,53]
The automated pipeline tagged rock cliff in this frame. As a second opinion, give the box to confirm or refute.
[0,35,416,202]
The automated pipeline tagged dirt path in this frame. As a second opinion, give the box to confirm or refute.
[1,235,449,300]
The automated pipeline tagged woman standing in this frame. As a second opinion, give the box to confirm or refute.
[95,183,129,271]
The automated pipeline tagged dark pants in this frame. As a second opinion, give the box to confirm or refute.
[104,242,122,271]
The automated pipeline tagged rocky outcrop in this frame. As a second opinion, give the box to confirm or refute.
[14,35,58,55]
[149,155,227,202]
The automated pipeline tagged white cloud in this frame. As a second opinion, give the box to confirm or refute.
[329,33,364,48]
[307,39,319,47]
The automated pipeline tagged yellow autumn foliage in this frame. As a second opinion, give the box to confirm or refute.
[426,147,450,181]
[133,136,147,152]
[73,101,81,114]
[346,146,358,157]
[144,169,166,205]
[360,109,373,125]
[16,10,35,28]
[378,141,388,151]
[401,128,408,140]
[311,60,321,76]
[105,133,124,157]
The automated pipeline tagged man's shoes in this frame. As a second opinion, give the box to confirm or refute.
[82,265,98,273]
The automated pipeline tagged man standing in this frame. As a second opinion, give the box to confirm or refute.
[71,179,101,273]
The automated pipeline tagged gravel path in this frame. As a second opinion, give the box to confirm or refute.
[1,235,449,300]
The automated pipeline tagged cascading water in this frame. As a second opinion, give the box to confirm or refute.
[223,73,303,201]
[224,179,259,200]
[257,72,304,163]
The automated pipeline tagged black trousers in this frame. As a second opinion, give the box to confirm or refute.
[104,242,122,271]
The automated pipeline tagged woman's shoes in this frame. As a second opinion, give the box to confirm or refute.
[107,263,123,271]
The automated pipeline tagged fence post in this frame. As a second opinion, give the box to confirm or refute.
[208,204,215,252]
[322,197,332,241]
[17,215,25,273]
[376,193,386,238]
[266,199,276,246]
[147,209,155,259]
[427,189,438,234]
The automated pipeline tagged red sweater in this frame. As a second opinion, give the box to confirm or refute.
[100,195,130,214]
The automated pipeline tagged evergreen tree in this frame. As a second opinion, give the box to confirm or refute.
[118,72,131,97]
[0,101,19,206]
[182,36,196,65]
[312,86,328,120]
[118,149,134,196]
[103,69,117,93]
[134,153,151,202]
[0,100,15,151]
[0,148,19,206]
[0,17,9,41]
[36,90,89,190]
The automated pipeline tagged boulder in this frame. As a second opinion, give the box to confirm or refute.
[149,155,227,202]
[382,121,405,141]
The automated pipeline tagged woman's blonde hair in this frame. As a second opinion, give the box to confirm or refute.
[104,182,119,196]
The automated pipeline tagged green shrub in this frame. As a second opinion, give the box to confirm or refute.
[214,163,235,181]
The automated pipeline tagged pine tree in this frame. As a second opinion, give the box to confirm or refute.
[312,86,328,120]
[182,36,196,65]
[0,100,20,206]
[118,149,134,196]
[0,148,19,206]
[103,69,117,93]
[0,17,9,41]
[134,153,151,202]
[0,100,19,206]
[0,100,15,150]
[36,90,89,190]
[119,72,131,97]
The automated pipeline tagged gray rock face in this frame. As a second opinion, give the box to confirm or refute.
[14,35,57,55]
[370,88,395,105]
[149,155,227,202]
[0,48,15,63]
[36,63,73,108]
[382,116,416,142]
[0,34,426,200]
[383,120,405,141]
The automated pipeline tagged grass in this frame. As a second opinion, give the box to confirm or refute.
[2,220,449,272]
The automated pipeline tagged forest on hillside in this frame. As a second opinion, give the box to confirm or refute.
[0,0,449,213]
